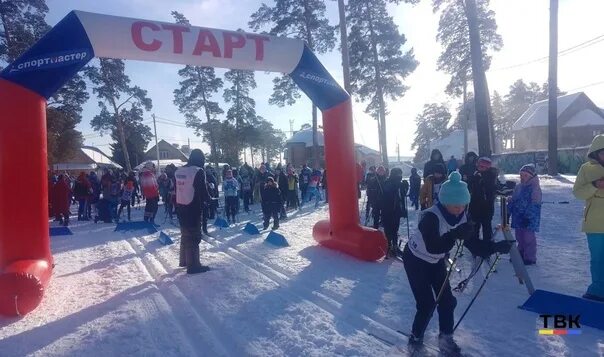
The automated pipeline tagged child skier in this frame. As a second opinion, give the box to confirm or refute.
[402,171,512,354]
[223,169,240,224]
[304,168,322,208]
[508,164,542,265]
[117,179,135,222]
[366,166,387,228]
[261,177,282,230]
[573,134,604,302]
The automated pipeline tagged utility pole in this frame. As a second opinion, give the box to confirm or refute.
[397,142,400,163]
[152,113,160,171]
[548,0,559,175]
[289,118,295,138]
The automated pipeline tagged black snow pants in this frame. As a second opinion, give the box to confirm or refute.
[402,245,457,338]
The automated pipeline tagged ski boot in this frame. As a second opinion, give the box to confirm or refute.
[187,265,211,274]
[438,333,462,356]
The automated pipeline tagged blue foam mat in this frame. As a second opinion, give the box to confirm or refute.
[243,222,260,235]
[50,226,73,236]
[265,231,289,247]
[520,289,604,331]
[214,217,229,228]
[114,221,158,234]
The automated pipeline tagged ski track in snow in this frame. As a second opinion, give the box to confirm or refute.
[1,176,603,356]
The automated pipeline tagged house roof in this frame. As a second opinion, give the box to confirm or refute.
[145,139,188,161]
[81,146,121,167]
[562,109,604,127]
[53,146,122,171]
[511,92,601,131]
[355,144,380,156]
[286,129,325,147]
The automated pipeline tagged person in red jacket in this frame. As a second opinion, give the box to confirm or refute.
[52,174,72,226]
[140,162,160,224]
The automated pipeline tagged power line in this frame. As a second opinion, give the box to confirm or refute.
[491,33,604,72]
[568,80,604,92]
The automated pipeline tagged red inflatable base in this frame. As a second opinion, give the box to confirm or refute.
[313,220,388,261]
[0,260,50,317]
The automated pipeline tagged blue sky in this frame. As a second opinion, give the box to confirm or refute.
[44,0,604,157]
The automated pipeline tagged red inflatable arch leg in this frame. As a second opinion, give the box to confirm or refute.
[0,78,53,316]
[312,100,388,261]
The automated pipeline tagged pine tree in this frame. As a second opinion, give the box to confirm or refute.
[434,0,502,97]
[347,0,418,165]
[108,107,153,170]
[412,103,451,163]
[46,74,89,165]
[223,67,258,161]
[171,11,223,167]
[249,0,336,168]
[86,59,152,172]
[0,0,49,65]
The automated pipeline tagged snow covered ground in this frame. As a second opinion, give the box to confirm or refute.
[1,176,603,356]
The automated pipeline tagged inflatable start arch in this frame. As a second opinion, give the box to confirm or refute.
[0,11,387,316]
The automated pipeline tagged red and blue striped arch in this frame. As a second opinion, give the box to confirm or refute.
[0,11,387,317]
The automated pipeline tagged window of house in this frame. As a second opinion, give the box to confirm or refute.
[160,151,169,159]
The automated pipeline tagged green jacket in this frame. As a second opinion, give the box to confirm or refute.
[573,135,604,233]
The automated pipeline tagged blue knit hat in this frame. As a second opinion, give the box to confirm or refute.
[438,171,471,205]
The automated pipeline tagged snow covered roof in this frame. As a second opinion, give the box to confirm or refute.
[81,146,122,168]
[286,129,325,147]
[511,92,598,130]
[562,109,604,127]
[355,144,380,156]
[429,129,479,160]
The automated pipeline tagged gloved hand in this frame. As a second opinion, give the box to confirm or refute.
[450,222,475,241]
[492,240,513,254]
[521,218,530,228]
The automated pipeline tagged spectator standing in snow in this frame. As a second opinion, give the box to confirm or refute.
[402,171,512,352]
[366,166,386,227]
[299,163,312,201]
[409,168,421,211]
[205,165,219,220]
[379,168,409,257]
[459,152,478,183]
[423,149,446,179]
[447,155,458,174]
[276,166,288,219]
[240,167,254,213]
[420,163,447,210]
[52,174,72,226]
[573,134,604,302]
[262,177,282,230]
[74,172,92,221]
[175,149,211,274]
[364,166,378,221]
[286,166,299,210]
[468,157,499,242]
[508,164,542,265]
[88,172,101,219]
[140,162,160,224]
[223,169,240,224]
